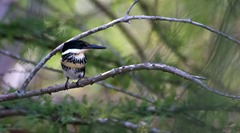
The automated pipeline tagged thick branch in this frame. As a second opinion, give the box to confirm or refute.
[0,62,234,102]
[19,15,240,93]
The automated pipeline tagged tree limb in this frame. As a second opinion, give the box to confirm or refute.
[91,0,146,60]
[18,15,240,94]
[2,62,237,102]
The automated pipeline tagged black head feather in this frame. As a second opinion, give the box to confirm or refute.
[62,40,89,53]
[62,40,106,53]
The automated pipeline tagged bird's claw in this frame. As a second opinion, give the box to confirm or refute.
[76,79,82,87]
[65,77,70,89]
[65,82,69,89]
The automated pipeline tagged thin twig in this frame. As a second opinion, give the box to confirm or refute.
[125,0,139,16]
[97,118,162,133]
[91,0,146,60]
[0,49,62,73]
[0,109,27,118]
[18,15,240,93]
[97,81,154,103]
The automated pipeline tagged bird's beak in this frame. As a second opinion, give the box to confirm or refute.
[84,44,106,49]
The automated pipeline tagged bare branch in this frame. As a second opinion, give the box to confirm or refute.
[18,47,62,94]
[1,62,234,103]
[97,118,162,133]
[125,0,139,16]
[0,109,27,118]
[97,81,154,103]
[91,0,146,60]
[18,15,240,94]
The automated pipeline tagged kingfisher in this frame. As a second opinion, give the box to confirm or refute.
[61,40,106,88]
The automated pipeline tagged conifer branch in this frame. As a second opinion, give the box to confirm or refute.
[0,108,162,133]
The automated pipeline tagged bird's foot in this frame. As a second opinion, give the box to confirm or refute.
[76,79,82,87]
[65,77,70,89]
[65,82,69,89]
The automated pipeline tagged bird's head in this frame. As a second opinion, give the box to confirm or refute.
[62,40,106,55]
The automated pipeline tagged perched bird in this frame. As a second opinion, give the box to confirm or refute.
[61,40,106,88]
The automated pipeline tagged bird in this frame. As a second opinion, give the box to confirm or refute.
[61,40,106,88]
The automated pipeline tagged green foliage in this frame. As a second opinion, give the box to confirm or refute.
[0,96,155,133]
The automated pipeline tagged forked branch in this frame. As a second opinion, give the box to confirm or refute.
[17,1,240,96]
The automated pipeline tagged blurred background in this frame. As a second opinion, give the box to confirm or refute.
[0,0,240,132]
